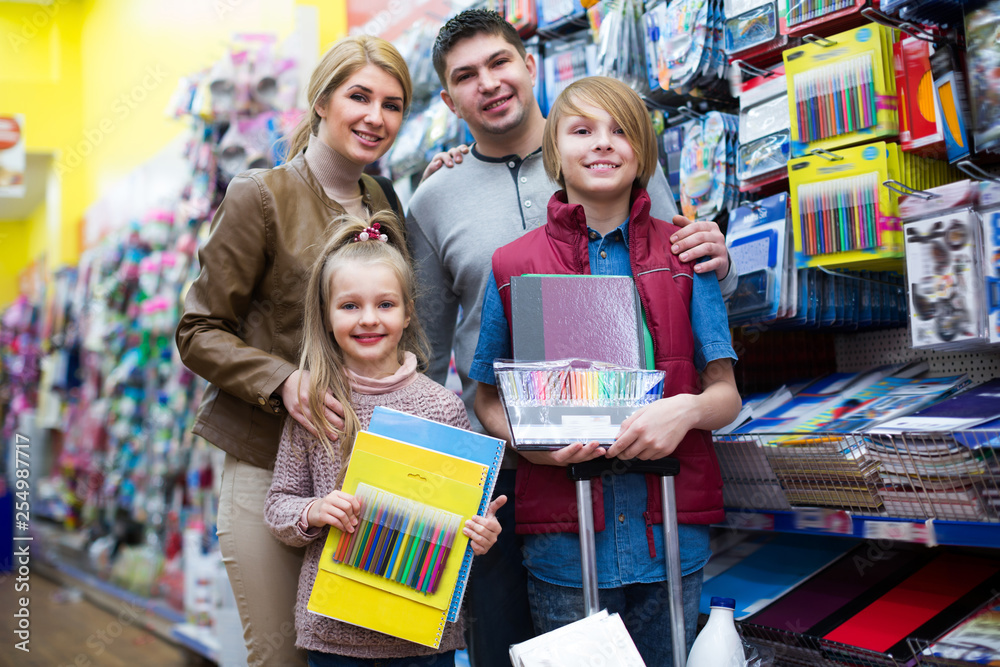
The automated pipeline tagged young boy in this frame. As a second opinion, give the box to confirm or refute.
[471,77,742,666]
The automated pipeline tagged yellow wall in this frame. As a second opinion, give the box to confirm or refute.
[0,200,48,305]
[0,0,347,307]
[0,0,87,273]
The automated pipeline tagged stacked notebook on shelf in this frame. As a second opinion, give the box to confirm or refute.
[307,408,505,648]
[867,380,1000,521]
[727,364,966,512]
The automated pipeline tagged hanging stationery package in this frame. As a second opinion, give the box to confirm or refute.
[978,182,1000,345]
[724,0,782,58]
[680,110,740,220]
[783,24,897,158]
[881,0,963,28]
[738,65,791,190]
[494,359,666,450]
[964,1,1000,155]
[788,142,959,270]
[541,37,597,116]
[726,193,791,325]
[929,43,972,163]
[901,180,989,349]
[778,0,868,36]
[646,0,729,95]
[595,0,647,92]
[893,36,947,159]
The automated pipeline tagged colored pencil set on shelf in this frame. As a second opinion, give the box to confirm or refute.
[797,173,880,256]
[793,55,877,144]
[332,483,461,596]
[495,365,665,407]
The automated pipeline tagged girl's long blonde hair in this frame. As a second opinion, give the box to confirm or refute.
[299,210,428,480]
[284,35,412,161]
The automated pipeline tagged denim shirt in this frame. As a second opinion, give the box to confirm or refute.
[471,219,736,588]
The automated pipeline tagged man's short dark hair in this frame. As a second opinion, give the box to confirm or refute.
[432,9,527,88]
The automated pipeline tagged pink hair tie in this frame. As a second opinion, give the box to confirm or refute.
[354,222,389,243]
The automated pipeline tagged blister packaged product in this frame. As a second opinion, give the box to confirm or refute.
[978,182,1000,344]
[725,1,778,54]
[494,359,665,450]
[901,181,988,349]
[726,193,789,325]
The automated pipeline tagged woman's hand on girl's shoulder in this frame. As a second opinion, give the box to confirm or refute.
[307,490,361,532]
[465,495,507,556]
[281,369,346,439]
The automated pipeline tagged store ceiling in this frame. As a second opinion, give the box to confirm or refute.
[0,152,51,221]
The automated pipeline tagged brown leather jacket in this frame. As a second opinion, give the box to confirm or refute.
[176,151,396,469]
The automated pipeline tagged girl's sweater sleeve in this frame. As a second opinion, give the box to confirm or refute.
[265,419,324,548]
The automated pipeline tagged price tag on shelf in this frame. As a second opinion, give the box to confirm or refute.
[724,511,775,531]
[862,520,935,545]
[793,508,854,534]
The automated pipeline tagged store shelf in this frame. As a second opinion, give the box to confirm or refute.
[32,522,217,664]
[172,624,220,663]
[718,507,1000,547]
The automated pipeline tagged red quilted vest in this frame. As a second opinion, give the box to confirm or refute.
[491,188,725,543]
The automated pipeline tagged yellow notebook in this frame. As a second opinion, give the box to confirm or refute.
[307,431,488,648]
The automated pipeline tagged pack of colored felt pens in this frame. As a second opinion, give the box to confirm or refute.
[783,24,898,158]
[494,359,665,450]
[778,0,868,37]
[332,482,462,596]
[788,141,960,270]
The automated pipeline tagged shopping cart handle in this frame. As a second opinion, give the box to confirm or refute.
[567,457,680,481]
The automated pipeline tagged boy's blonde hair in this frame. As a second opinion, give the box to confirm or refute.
[285,35,412,160]
[542,76,658,190]
[298,210,428,481]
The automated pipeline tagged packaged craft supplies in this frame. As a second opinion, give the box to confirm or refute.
[494,359,665,451]
[783,24,898,158]
[901,180,989,350]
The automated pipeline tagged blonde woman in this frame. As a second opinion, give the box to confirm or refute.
[177,36,411,667]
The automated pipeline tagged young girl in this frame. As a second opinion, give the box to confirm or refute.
[264,210,505,667]
[471,77,742,666]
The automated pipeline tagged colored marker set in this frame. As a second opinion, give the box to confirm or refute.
[494,359,666,450]
[784,0,856,28]
[788,142,961,270]
[792,55,877,144]
[783,24,897,157]
[495,365,665,407]
[332,483,461,596]
[797,173,880,257]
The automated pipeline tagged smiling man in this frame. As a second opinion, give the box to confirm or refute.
[405,9,736,666]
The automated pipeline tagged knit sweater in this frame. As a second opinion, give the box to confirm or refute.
[264,370,471,659]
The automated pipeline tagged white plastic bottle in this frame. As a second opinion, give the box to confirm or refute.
[686,597,745,667]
